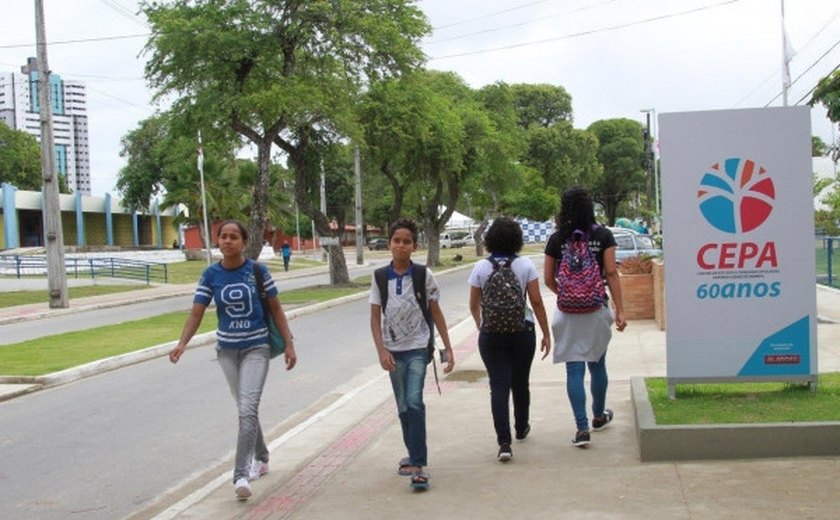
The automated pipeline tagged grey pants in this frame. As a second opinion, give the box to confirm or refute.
[217,344,270,482]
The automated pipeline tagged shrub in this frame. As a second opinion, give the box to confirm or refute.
[618,254,654,275]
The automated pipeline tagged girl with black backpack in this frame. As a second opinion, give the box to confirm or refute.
[468,217,551,462]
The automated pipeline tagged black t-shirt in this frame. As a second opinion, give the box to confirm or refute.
[544,226,617,276]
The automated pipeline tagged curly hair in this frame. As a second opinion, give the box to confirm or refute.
[484,217,523,255]
[555,186,596,242]
[388,218,419,244]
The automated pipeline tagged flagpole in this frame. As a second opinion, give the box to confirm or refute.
[197,131,212,265]
[781,0,791,106]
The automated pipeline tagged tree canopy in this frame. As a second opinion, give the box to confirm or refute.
[587,118,646,226]
[0,122,42,191]
[811,70,840,124]
[141,0,429,282]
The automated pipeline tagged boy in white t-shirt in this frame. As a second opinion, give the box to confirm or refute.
[370,218,454,490]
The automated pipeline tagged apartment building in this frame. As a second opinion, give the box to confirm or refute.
[0,57,91,194]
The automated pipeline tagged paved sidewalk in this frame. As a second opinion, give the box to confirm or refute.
[3,283,840,518]
[136,287,840,520]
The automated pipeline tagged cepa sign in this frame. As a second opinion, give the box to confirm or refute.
[660,106,816,385]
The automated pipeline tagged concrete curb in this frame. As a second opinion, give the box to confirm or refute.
[631,376,840,461]
[0,291,371,392]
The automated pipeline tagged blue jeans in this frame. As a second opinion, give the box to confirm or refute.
[478,323,536,445]
[217,344,270,482]
[388,348,427,467]
[565,353,608,432]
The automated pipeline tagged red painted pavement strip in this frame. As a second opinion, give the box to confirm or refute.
[245,329,480,520]
[245,400,395,520]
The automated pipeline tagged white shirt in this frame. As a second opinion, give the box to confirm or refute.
[467,255,538,324]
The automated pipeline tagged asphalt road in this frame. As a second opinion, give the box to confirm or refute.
[0,264,475,520]
[0,260,388,345]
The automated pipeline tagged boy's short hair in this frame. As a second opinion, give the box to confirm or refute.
[388,218,419,244]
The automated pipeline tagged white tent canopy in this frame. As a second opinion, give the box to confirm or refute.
[439,206,476,230]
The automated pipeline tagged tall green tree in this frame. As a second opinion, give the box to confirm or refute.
[360,70,492,265]
[811,70,840,124]
[0,123,68,192]
[587,118,646,226]
[117,112,240,248]
[142,0,428,283]
[509,83,573,129]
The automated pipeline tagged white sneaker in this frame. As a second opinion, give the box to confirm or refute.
[234,477,252,500]
[249,460,269,480]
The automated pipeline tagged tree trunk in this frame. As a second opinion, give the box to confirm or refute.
[246,141,272,260]
[289,147,350,284]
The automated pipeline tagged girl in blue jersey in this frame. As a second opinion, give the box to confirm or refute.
[169,220,296,500]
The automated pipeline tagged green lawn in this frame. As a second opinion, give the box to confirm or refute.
[646,375,840,424]
[0,280,369,376]
[0,311,218,376]
[0,285,153,309]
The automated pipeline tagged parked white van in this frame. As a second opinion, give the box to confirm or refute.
[439,232,466,248]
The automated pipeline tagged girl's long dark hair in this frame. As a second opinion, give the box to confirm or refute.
[555,186,596,242]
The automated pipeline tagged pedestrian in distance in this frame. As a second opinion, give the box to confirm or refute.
[169,219,297,500]
[281,241,292,272]
[369,218,455,491]
[468,217,551,462]
[543,187,626,448]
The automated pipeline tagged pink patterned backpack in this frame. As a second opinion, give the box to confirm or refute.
[555,228,606,313]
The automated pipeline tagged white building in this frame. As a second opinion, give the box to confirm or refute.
[0,57,91,194]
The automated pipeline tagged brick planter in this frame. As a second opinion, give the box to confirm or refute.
[619,272,655,320]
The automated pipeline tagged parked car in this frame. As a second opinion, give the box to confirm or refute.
[439,232,466,249]
[367,238,389,251]
[611,230,662,264]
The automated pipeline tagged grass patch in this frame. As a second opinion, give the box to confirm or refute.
[646,374,840,424]
[0,276,370,376]
[0,285,152,308]
[280,281,368,305]
[0,311,218,376]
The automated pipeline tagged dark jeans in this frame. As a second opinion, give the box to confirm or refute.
[478,323,536,445]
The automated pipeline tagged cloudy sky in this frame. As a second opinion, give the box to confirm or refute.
[2,0,838,196]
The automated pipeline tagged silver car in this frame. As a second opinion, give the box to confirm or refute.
[611,230,662,263]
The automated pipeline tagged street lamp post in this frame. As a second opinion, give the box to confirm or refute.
[640,108,660,220]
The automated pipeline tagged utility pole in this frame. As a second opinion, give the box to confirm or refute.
[35,0,68,308]
[320,158,328,263]
[197,131,211,265]
[354,146,364,265]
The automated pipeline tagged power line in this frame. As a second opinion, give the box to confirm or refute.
[766,36,840,107]
[433,0,555,31]
[0,33,148,50]
[428,0,742,61]
[793,61,840,107]
[734,7,840,108]
[99,0,150,29]
[425,0,618,46]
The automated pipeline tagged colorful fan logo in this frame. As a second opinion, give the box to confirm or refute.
[697,158,775,233]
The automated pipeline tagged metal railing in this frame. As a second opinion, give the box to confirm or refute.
[0,255,169,285]
[817,236,839,288]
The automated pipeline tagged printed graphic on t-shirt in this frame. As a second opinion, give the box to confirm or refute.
[385,295,426,344]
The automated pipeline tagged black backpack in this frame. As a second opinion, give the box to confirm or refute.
[373,263,435,364]
[481,256,526,334]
